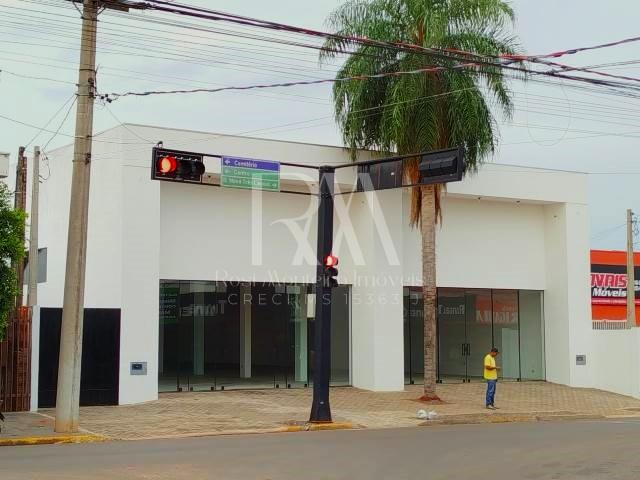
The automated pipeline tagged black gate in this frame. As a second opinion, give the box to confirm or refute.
[38,308,120,408]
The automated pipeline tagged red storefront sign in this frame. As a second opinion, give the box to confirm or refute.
[591,250,640,324]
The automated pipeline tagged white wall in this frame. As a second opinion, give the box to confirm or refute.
[590,329,640,398]
[543,202,591,387]
[159,182,318,283]
[118,160,161,404]
[402,196,547,290]
[347,189,405,391]
[38,129,124,308]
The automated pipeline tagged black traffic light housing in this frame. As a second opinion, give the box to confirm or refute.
[152,147,205,183]
[418,146,465,185]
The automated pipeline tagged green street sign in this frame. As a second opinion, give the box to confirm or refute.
[221,156,280,192]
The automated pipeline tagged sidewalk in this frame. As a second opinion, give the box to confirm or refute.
[29,382,640,441]
[0,412,104,446]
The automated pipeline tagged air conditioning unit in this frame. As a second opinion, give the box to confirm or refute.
[0,152,9,179]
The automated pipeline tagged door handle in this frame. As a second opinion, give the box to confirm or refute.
[466,343,470,356]
[461,343,465,357]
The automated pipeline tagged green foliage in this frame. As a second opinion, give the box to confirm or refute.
[0,183,25,339]
[321,0,521,168]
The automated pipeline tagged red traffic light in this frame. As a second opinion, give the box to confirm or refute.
[158,155,177,174]
[324,254,339,267]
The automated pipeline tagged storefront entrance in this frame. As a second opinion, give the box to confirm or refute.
[404,288,545,384]
[159,281,350,392]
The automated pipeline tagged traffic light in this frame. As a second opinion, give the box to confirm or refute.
[152,147,205,183]
[418,146,465,185]
[323,254,339,288]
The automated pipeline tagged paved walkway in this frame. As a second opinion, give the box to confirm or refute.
[0,412,57,439]
[33,382,640,441]
[0,412,101,445]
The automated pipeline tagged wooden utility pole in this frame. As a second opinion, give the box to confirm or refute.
[27,146,40,307]
[12,146,27,308]
[627,209,636,328]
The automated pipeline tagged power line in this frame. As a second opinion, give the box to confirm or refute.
[592,223,627,239]
[0,67,76,86]
[39,95,78,181]
[0,9,344,71]
[10,2,640,104]
[24,93,76,148]
[0,110,150,145]
[41,95,77,153]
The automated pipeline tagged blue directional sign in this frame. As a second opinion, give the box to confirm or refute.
[221,156,280,191]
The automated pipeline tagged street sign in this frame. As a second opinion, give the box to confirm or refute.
[221,156,280,192]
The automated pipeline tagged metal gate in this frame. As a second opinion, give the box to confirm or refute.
[0,307,31,412]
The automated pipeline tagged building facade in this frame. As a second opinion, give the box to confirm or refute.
[30,124,593,407]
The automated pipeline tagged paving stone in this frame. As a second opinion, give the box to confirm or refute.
[33,382,640,441]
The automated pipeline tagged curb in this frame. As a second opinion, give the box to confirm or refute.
[282,422,356,433]
[0,434,107,447]
[109,422,357,441]
[420,412,607,427]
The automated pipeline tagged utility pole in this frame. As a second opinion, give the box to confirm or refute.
[27,146,40,307]
[56,0,141,434]
[12,146,27,308]
[627,209,636,328]
[55,0,99,433]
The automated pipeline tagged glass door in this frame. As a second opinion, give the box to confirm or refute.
[159,281,180,392]
[464,290,494,381]
[287,284,309,388]
[403,288,424,385]
[251,284,289,389]
[437,289,467,383]
[492,290,520,381]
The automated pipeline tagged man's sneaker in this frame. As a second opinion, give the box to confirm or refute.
[486,405,496,410]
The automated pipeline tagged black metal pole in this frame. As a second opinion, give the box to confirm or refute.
[309,166,335,423]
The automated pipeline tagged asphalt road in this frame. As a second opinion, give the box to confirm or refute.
[2,419,640,479]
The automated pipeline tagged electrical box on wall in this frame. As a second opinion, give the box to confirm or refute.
[0,152,9,179]
[130,362,147,375]
[576,355,587,366]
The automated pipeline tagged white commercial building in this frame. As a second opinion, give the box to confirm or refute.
[29,123,602,408]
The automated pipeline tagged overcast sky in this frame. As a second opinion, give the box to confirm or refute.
[0,0,638,250]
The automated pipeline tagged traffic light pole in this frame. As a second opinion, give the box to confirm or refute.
[309,166,335,423]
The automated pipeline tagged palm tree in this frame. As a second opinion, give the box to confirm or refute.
[321,0,520,400]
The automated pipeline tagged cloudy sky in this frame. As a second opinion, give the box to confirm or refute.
[0,0,639,250]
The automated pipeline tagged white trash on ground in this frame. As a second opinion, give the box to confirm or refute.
[417,409,438,420]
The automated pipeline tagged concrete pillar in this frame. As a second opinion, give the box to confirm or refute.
[348,189,405,391]
[158,318,164,375]
[30,306,40,412]
[543,202,591,387]
[193,290,205,376]
[294,289,308,382]
[239,284,251,378]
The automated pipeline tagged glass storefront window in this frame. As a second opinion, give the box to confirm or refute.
[492,290,520,380]
[519,290,545,380]
[158,281,351,392]
[437,288,466,381]
[403,287,545,384]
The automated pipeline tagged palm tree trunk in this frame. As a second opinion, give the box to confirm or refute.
[420,183,439,400]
